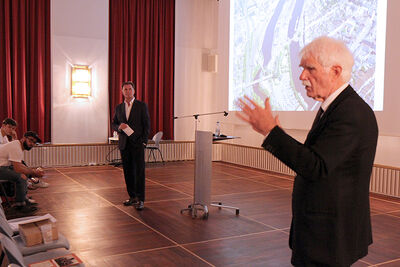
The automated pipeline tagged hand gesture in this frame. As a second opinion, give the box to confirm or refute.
[236,96,280,135]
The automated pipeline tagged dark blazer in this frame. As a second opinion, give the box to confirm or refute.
[112,99,150,150]
[263,86,378,266]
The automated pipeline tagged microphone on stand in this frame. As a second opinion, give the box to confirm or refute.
[174,111,228,120]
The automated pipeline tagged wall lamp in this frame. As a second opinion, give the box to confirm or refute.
[71,65,91,97]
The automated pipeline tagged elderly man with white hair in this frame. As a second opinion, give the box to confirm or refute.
[237,36,378,266]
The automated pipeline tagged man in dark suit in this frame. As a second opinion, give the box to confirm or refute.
[237,36,378,266]
[112,81,150,210]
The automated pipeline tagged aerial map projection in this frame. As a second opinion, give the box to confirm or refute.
[229,0,387,111]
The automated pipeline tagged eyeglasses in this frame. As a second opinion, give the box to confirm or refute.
[26,137,38,144]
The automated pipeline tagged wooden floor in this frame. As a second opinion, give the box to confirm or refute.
[6,161,400,267]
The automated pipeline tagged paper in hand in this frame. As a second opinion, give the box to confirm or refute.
[122,125,134,136]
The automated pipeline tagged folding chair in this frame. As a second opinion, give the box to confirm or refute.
[0,233,84,267]
[145,131,164,163]
[0,215,70,256]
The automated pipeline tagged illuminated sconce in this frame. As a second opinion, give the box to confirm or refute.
[71,65,91,97]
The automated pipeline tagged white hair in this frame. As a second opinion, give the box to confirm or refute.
[300,36,354,82]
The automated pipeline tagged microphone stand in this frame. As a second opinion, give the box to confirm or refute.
[174,111,228,132]
[175,111,239,219]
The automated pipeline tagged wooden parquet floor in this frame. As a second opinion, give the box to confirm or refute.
[5,161,400,266]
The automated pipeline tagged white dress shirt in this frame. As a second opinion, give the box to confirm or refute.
[320,83,349,113]
[0,134,9,145]
[125,98,135,120]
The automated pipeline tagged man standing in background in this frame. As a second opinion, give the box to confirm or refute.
[112,81,150,210]
[237,36,378,266]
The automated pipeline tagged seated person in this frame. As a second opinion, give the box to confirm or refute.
[0,118,19,200]
[0,118,48,189]
[0,131,44,213]
[0,118,17,145]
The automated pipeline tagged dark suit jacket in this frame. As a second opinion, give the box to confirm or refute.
[263,86,378,266]
[112,99,150,151]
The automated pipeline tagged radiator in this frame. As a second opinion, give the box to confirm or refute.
[221,144,296,176]
[220,144,400,198]
[23,142,399,198]
[370,165,400,198]
[23,142,221,167]
[24,144,116,167]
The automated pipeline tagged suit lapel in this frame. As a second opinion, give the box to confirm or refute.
[305,86,354,143]
[121,103,127,122]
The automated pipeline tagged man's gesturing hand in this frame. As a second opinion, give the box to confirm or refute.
[236,96,280,135]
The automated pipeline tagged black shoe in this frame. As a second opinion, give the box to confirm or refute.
[25,200,38,206]
[15,205,38,214]
[123,198,138,206]
[25,198,38,206]
[135,201,144,210]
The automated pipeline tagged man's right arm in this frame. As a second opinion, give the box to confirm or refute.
[11,161,44,178]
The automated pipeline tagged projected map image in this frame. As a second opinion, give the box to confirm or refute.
[229,0,386,111]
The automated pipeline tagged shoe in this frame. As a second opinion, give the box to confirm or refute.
[15,205,38,214]
[27,181,38,190]
[25,198,38,206]
[30,177,39,184]
[35,180,49,188]
[123,198,138,206]
[135,201,144,210]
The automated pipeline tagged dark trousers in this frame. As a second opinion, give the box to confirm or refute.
[291,252,343,267]
[0,166,27,203]
[120,143,145,201]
